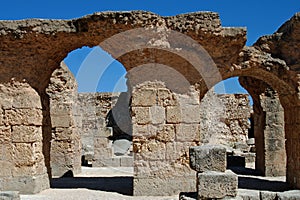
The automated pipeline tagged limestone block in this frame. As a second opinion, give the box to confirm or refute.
[277,190,300,200]
[132,89,156,107]
[260,191,277,200]
[189,145,226,172]
[97,127,112,137]
[93,157,120,167]
[51,127,75,141]
[181,105,201,123]
[132,107,151,125]
[12,143,35,166]
[238,189,260,200]
[5,109,43,126]
[11,126,42,143]
[133,175,195,196]
[149,105,165,124]
[51,115,73,128]
[12,92,42,109]
[157,88,177,107]
[0,174,50,194]
[120,156,134,167]
[136,139,166,161]
[132,124,151,137]
[176,124,200,142]
[156,124,176,142]
[197,170,238,199]
[0,126,11,143]
[94,147,113,159]
[0,191,20,200]
[166,106,181,123]
[0,161,13,177]
[94,137,111,149]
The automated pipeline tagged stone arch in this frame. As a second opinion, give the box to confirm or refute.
[0,11,299,195]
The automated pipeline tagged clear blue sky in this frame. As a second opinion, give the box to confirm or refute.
[0,1,299,96]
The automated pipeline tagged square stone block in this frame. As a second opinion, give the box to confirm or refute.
[197,170,238,199]
[189,145,226,172]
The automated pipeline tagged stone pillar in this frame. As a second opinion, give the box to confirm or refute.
[285,106,300,189]
[0,81,49,193]
[132,82,199,196]
[260,89,286,176]
[189,145,238,199]
[46,62,81,177]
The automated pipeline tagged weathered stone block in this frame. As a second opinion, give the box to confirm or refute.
[93,157,120,167]
[12,143,35,166]
[260,191,277,200]
[132,89,156,107]
[5,109,43,126]
[238,189,260,200]
[120,156,134,167]
[0,161,13,177]
[166,106,181,123]
[0,191,20,200]
[189,145,226,172]
[157,88,177,107]
[182,105,201,123]
[0,126,11,143]
[51,115,73,128]
[277,190,300,200]
[197,170,238,199]
[133,175,195,196]
[132,107,151,125]
[149,105,165,124]
[156,124,176,142]
[11,125,42,143]
[176,124,200,142]
[0,174,50,194]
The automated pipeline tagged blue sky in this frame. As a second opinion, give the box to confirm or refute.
[0,1,299,97]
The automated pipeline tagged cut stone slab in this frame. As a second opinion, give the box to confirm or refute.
[238,189,260,200]
[190,144,226,172]
[277,190,300,200]
[0,191,20,200]
[197,170,238,199]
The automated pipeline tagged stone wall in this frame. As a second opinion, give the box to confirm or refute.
[0,80,49,193]
[132,82,200,196]
[75,92,133,167]
[200,90,252,147]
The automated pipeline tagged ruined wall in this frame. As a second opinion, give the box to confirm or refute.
[200,90,252,147]
[132,82,200,195]
[75,92,133,167]
[46,62,81,177]
[0,81,49,193]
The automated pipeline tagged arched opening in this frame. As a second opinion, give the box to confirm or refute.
[200,75,289,191]
[46,46,134,195]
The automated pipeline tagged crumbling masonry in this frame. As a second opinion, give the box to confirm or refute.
[0,11,299,196]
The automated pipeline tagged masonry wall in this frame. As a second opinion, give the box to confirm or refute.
[75,92,133,167]
[0,81,49,193]
[200,90,252,147]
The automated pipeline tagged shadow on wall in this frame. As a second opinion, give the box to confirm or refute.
[51,177,133,196]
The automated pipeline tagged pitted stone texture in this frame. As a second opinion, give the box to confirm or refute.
[277,190,300,200]
[0,191,20,200]
[197,170,238,199]
[189,145,226,172]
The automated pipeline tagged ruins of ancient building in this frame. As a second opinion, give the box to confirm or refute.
[0,11,299,198]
